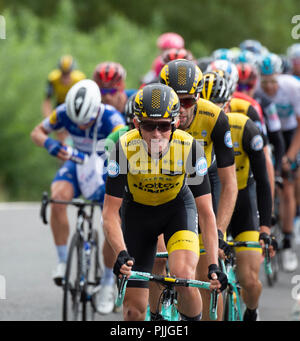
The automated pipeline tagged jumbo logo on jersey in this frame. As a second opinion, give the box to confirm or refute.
[195,157,207,176]
[251,135,263,151]
[107,160,120,177]
[224,131,233,148]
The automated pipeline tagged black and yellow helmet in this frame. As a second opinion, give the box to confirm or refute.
[58,55,75,73]
[159,59,203,95]
[134,83,180,119]
[200,71,230,104]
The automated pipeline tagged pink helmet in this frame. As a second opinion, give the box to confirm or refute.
[157,32,185,50]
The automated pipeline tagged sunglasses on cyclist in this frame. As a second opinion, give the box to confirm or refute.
[179,96,197,109]
[137,119,174,132]
[237,83,253,91]
[100,88,118,95]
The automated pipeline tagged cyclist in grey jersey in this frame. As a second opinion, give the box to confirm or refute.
[258,53,300,272]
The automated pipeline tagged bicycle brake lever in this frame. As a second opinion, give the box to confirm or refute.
[40,192,49,225]
[264,243,273,275]
[209,289,218,321]
[115,275,128,307]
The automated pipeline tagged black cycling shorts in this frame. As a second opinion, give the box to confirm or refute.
[228,181,260,239]
[121,185,199,288]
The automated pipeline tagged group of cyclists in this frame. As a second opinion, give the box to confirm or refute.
[31,32,300,321]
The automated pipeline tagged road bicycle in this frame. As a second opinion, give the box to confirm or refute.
[221,240,273,321]
[40,192,102,321]
[267,177,284,287]
[115,269,218,321]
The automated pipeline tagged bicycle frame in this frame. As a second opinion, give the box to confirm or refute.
[116,271,218,321]
[220,258,243,321]
[153,250,211,321]
[40,192,101,320]
[221,241,262,321]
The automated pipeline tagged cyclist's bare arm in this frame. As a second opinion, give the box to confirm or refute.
[31,122,49,147]
[42,98,52,118]
[285,116,300,163]
[102,194,127,258]
[264,146,275,200]
[30,122,69,161]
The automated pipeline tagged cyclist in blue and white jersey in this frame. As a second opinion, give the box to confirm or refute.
[31,79,125,314]
[257,53,300,272]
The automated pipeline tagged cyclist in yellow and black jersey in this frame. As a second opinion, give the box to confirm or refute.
[220,70,276,200]
[229,96,268,144]
[153,60,237,321]
[43,55,86,144]
[159,59,237,226]
[103,84,227,321]
[229,97,276,201]
[43,55,86,117]
[200,71,275,321]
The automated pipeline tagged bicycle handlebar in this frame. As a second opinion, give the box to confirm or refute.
[40,191,100,225]
[115,271,218,320]
[225,240,273,275]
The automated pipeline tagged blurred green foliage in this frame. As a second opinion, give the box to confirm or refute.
[0,0,299,200]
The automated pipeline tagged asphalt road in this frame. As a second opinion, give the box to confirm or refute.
[0,203,300,322]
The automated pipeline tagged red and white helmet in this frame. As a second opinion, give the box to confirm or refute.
[93,62,126,90]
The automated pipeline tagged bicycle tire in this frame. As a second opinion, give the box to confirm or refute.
[266,252,279,287]
[223,289,243,321]
[62,232,84,321]
[265,223,282,287]
[223,290,231,321]
[88,229,102,320]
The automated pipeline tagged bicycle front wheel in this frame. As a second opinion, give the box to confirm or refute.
[62,232,84,321]
[87,229,102,320]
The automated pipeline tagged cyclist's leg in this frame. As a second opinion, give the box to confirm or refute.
[50,161,80,284]
[196,163,223,320]
[281,130,298,250]
[148,234,167,317]
[50,180,74,246]
[231,183,262,319]
[168,249,201,319]
[281,177,296,242]
[234,231,262,310]
[164,187,202,320]
[121,201,162,321]
[123,288,149,321]
[50,160,78,253]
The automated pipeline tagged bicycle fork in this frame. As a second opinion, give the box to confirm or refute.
[227,283,243,321]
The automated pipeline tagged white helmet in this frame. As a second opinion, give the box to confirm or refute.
[207,59,239,95]
[66,79,101,125]
[287,43,300,60]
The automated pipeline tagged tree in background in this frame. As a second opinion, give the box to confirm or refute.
[0,0,299,200]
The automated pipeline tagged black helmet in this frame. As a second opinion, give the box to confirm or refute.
[133,83,180,119]
[200,71,230,104]
[124,93,136,125]
[159,59,203,95]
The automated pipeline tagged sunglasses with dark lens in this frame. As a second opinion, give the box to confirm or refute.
[100,88,118,95]
[237,83,253,91]
[139,120,173,132]
[179,97,197,109]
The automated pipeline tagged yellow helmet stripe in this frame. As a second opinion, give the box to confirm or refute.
[206,74,215,100]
